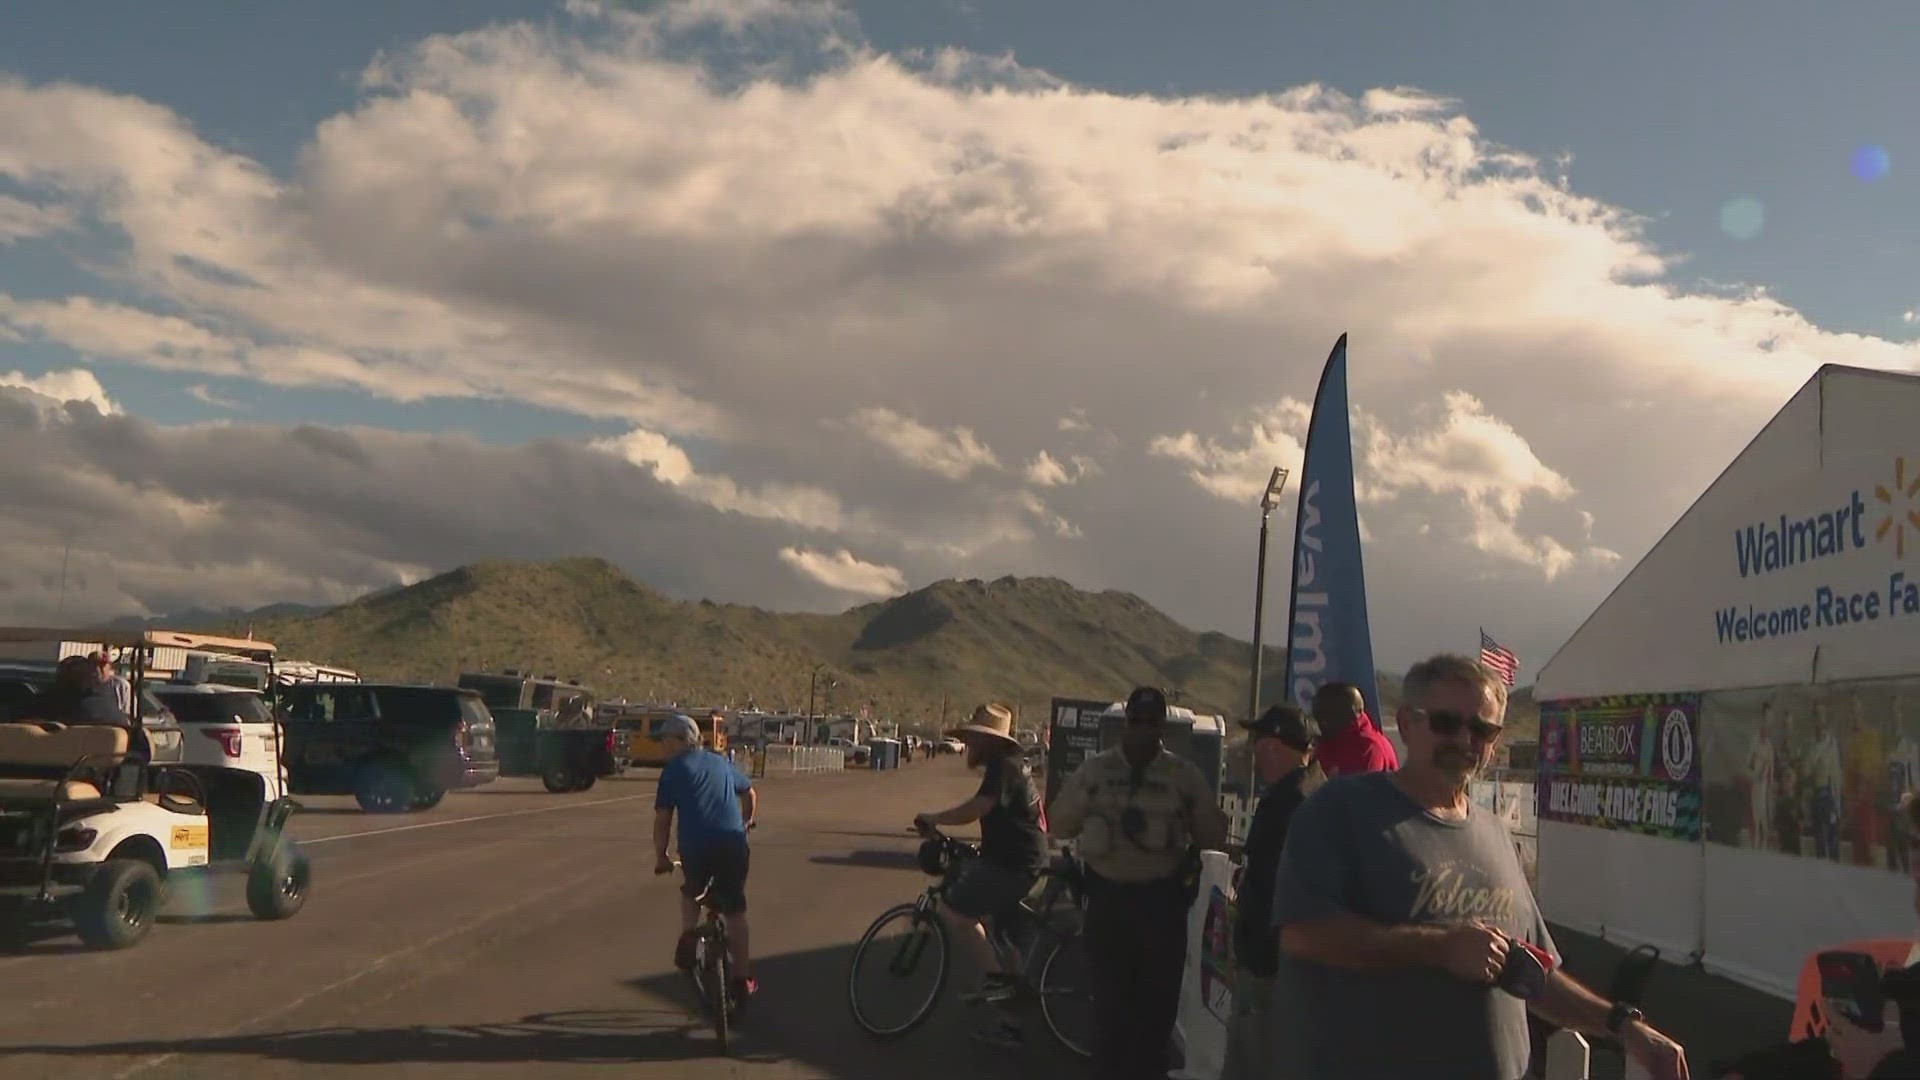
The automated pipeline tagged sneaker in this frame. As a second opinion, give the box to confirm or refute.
[969,1019,1024,1051]
[729,976,758,1010]
[673,931,698,973]
[964,972,1020,1005]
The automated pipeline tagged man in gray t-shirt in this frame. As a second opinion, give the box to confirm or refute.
[1272,654,1690,1080]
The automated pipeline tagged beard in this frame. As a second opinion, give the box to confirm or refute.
[1434,745,1481,778]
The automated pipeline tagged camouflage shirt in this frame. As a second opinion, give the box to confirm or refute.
[1049,747,1228,884]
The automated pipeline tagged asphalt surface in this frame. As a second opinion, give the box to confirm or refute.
[0,756,1086,1080]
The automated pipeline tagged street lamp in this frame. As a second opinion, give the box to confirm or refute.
[1248,466,1291,730]
[807,663,827,742]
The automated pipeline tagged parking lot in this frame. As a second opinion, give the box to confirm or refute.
[0,759,1083,1079]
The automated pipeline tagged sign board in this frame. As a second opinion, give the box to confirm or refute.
[1537,694,1703,840]
[1045,697,1112,808]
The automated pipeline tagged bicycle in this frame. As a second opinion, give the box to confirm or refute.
[661,822,755,1054]
[844,825,1095,1056]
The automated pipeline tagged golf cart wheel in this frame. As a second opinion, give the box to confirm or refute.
[409,788,445,810]
[246,844,311,920]
[74,859,161,950]
[354,769,415,813]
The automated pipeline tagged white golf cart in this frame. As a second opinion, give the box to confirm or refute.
[0,628,311,950]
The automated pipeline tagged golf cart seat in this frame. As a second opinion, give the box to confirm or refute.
[0,722,128,803]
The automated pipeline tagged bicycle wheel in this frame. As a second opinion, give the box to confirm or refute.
[846,902,949,1039]
[1037,932,1095,1059]
[706,928,731,1054]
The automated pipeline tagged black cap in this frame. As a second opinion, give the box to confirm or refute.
[1124,686,1168,723]
[1243,704,1319,747]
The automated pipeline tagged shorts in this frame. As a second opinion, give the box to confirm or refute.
[944,859,1039,922]
[680,835,750,915]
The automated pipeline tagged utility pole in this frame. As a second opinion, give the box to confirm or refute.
[1248,467,1290,727]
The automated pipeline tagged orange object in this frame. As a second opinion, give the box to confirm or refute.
[1790,938,1920,1040]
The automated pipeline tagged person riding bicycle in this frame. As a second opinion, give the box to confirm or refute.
[913,702,1049,1051]
[652,714,759,1006]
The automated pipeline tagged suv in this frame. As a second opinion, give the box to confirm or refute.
[278,683,499,813]
[0,664,186,764]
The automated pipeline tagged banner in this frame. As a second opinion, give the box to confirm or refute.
[1173,849,1236,1080]
[1537,694,1703,840]
[1044,697,1113,808]
[1701,679,1920,870]
[1281,334,1382,722]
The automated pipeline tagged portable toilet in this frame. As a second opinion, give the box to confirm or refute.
[867,737,902,770]
[1095,704,1227,797]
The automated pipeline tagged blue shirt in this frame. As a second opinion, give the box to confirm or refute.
[656,749,753,855]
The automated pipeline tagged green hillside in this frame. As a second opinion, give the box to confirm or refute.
[227,557,1536,740]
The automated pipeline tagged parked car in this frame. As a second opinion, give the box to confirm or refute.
[278,683,499,813]
[152,683,287,798]
[0,663,185,765]
[492,707,629,793]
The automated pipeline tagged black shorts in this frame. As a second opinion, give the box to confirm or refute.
[680,835,750,915]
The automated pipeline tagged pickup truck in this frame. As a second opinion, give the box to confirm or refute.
[492,708,629,793]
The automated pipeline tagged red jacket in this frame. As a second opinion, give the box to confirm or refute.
[1319,712,1400,779]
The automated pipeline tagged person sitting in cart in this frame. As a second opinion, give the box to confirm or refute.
[16,656,150,759]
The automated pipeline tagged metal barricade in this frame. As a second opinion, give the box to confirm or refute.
[753,744,847,776]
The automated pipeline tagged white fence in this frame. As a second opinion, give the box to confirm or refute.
[752,744,846,776]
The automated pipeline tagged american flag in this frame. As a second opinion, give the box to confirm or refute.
[1478,629,1519,687]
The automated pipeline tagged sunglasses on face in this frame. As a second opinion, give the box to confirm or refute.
[1417,709,1503,742]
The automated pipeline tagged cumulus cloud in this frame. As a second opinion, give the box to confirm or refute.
[0,368,118,414]
[1,0,1917,667]
[778,546,907,596]
[0,194,72,243]
[839,407,1000,480]
[1025,449,1098,487]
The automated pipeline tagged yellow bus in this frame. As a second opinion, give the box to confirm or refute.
[606,707,728,766]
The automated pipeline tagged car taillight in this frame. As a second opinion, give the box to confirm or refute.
[201,728,243,758]
[605,730,617,753]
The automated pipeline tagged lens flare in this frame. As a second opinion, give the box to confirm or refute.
[1853,145,1892,182]
[1719,198,1766,241]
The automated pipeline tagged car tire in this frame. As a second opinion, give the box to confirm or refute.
[354,769,415,813]
[246,843,311,920]
[409,789,445,810]
[73,859,161,950]
[542,765,579,793]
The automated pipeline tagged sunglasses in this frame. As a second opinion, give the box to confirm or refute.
[1416,709,1503,742]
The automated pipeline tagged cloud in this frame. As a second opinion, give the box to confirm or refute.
[839,407,1000,480]
[777,545,906,596]
[187,385,244,409]
[3,0,1919,668]
[0,194,73,243]
[1024,449,1099,487]
[591,428,850,530]
[0,368,118,414]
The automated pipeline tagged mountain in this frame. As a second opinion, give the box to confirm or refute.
[225,557,1538,739]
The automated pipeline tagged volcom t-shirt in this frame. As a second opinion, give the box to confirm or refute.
[1271,772,1557,1080]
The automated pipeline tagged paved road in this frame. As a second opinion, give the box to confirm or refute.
[0,758,1084,1079]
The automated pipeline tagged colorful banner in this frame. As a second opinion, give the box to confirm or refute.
[1537,694,1703,840]
[1281,334,1382,722]
[1701,680,1920,870]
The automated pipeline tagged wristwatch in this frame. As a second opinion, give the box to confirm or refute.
[1605,1002,1645,1035]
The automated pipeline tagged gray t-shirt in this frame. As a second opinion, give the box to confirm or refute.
[1271,772,1557,1080]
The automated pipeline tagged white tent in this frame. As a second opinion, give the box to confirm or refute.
[1535,363,1920,998]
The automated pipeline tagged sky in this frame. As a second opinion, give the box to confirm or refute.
[1,0,1916,677]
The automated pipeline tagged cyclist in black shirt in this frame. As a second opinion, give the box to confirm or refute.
[913,702,1048,1050]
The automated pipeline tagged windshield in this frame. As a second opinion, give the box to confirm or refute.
[456,675,523,712]
[162,692,273,724]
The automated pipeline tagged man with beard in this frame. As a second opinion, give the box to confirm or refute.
[1049,685,1229,1080]
[1272,654,1690,1080]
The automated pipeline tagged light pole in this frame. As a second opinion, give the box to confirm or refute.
[807,663,827,743]
[1249,466,1290,729]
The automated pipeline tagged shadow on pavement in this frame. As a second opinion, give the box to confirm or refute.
[627,939,1089,1080]
[809,850,920,870]
[0,1009,710,1068]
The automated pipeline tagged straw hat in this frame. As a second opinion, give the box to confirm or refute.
[945,702,1020,749]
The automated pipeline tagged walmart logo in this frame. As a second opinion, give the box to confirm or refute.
[1874,456,1920,559]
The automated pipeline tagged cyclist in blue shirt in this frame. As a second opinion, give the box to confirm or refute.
[652,714,759,1004]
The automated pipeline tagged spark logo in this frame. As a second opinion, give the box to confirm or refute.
[1874,456,1920,559]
